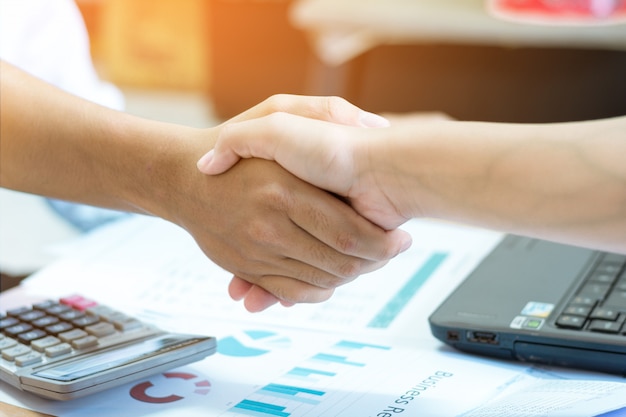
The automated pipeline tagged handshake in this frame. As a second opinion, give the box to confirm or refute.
[194,94,428,313]
[4,61,624,313]
[194,96,626,312]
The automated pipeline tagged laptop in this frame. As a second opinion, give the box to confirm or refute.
[428,234,626,375]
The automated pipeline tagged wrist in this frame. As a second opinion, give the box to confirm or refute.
[104,116,214,224]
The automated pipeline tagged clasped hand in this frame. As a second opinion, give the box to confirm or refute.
[194,95,412,312]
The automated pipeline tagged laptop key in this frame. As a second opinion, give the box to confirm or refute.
[578,283,611,300]
[603,291,626,311]
[588,319,623,334]
[569,295,596,307]
[563,305,592,317]
[590,307,619,321]
[556,315,586,329]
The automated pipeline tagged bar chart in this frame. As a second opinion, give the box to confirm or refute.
[227,340,393,417]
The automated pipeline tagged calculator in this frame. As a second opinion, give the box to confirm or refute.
[0,295,216,400]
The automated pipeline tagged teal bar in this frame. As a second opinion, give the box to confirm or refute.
[368,252,448,329]
[312,353,365,367]
[263,383,325,397]
[233,400,290,417]
[335,341,391,351]
[259,388,322,405]
[287,367,336,378]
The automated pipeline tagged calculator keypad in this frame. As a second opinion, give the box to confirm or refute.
[0,295,156,370]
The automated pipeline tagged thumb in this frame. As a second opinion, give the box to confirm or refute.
[197,148,235,175]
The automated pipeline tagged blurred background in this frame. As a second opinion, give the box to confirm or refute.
[73,0,626,122]
[1,0,625,289]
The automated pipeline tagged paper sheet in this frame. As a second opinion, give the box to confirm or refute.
[22,216,503,341]
[3,216,625,416]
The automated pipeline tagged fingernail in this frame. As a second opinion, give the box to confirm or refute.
[360,111,390,128]
[400,235,413,253]
[196,149,214,172]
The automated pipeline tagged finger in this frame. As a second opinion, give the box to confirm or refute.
[286,184,413,263]
[198,114,353,195]
[229,276,310,311]
[245,274,336,306]
[229,277,282,312]
[241,285,282,312]
[228,276,254,301]
[225,94,389,128]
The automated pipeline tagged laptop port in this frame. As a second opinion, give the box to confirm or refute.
[468,331,499,344]
[446,330,460,341]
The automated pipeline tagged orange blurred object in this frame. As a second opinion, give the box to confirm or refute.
[77,0,211,90]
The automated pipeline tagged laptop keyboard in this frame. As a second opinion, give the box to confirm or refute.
[556,253,626,334]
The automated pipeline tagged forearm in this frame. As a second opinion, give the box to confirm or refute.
[379,117,626,252]
[0,61,207,220]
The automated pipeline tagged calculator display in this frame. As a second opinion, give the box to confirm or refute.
[33,335,203,382]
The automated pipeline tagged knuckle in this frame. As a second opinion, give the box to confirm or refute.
[264,94,290,112]
[337,258,363,280]
[308,271,346,289]
[260,181,293,210]
[334,230,359,254]
[246,218,282,247]
[324,96,351,120]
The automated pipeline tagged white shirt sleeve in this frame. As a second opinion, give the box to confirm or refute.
[0,0,124,110]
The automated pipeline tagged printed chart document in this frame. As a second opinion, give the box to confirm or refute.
[2,215,625,416]
[21,216,503,341]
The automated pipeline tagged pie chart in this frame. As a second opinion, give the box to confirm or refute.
[218,330,291,357]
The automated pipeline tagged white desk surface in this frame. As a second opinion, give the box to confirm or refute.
[291,0,626,65]
[2,218,626,416]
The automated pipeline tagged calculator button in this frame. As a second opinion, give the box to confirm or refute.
[86,305,121,322]
[18,310,46,322]
[0,317,20,330]
[59,310,86,321]
[59,329,88,343]
[72,335,98,350]
[4,323,33,337]
[2,344,31,361]
[15,352,42,367]
[104,312,128,324]
[45,304,72,316]
[32,316,60,328]
[86,305,112,316]
[113,317,143,332]
[72,315,100,328]
[31,336,61,352]
[45,343,72,358]
[60,294,97,311]
[45,322,74,335]
[0,337,18,351]
[6,306,31,317]
[32,300,58,310]
[17,329,47,344]
[85,322,115,337]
